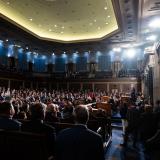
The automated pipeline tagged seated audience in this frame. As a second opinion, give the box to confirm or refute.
[55,105,105,160]
[21,102,30,118]
[0,101,21,130]
[45,103,60,122]
[21,102,56,157]
[60,100,74,123]
[17,111,27,119]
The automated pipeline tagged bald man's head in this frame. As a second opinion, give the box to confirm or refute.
[73,105,89,125]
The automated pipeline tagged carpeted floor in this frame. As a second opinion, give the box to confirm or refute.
[105,128,143,160]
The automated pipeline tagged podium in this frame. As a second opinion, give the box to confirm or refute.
[101,96,110,102]
[121,96,130,103]
[96,102,111,116]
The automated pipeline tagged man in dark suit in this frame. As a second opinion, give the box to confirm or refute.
[120,103,140,147]
[55,105,105,160]
[0,101,21,130]
[21,102,56,157]
[140,105,157,142]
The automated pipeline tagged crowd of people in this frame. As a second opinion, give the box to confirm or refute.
[0,87,111,160]
[0,87,131,119]
[0,86,160,159]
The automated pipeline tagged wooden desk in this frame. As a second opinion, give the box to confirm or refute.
[96,102,111,116]
[101,96,110,102]
[121,96,130,103]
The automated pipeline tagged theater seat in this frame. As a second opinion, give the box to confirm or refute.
[48,122,75,134]
[0,130,49,160]
[0,129,5,157]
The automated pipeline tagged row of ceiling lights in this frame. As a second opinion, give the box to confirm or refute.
[1,38,142,60]
[2,38,137,57]
[0,39,90,56]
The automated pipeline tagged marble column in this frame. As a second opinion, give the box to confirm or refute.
[22,81,25,88]
[8,80,11,89]
[153,53,160,105]
[111,61,122,77]
[47,63,53,73]
[67,82,69,90]
[28,61,33,72]
[80,83,83,90]
[92,83,95,92]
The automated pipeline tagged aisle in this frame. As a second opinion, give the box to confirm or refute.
[105,128,141,160]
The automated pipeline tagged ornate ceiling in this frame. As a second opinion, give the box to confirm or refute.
[0,0,119,43]
[0,0,158,54]
[139,0,160,37]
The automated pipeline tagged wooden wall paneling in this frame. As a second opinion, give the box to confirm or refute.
[94,83,107,91]
[59,83,67,90]
[32,82,37,89]
[0,79,8,89]
[83,83,92,91]
[51,83,57,90]
[38,82,48,90]
[109,83,120,93]
[24,81,31,89]
[10,80,23,89]
[69,83,81,91]
[121,84,132,93]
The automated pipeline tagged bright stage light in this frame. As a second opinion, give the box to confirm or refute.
[149,18,160,28]
[113,47,121,52]
[0,40,3,47]
[146,35,157,41]
[126,48,136,58]
[73,52,78,57]
[42,55,46,59]
[62,53,67,58]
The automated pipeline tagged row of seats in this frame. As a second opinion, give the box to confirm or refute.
[19,118,112,141]
[0,129,48,160]
[0,118,111,160]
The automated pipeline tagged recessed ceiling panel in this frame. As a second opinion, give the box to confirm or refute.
[0,0,119,42]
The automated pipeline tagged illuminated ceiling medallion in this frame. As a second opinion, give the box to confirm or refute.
[0,0,119,43]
